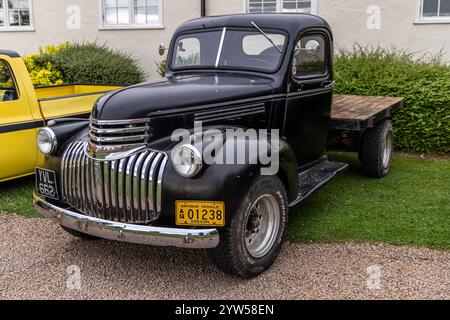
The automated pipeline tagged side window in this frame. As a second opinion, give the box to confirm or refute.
[174,37,201,67]
[0,60,18,102]
[292,34,327,79]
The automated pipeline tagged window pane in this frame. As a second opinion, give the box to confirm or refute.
[117,0,129,7]
[282,1,312,13]
[8,0,19,10]
[117,7,129,24]
[440,0,450,16]
[423,0,439,16]
[105,8,117,24]
[134,6,146,24]
[20,9,29,25]
[174,38,201,67]
[135,0,146,6]
[147,6,159,22]
[293,35,327,78]
[19,0,29,9]
[248,0,277,13]
[243,34,285,55]
[0,10,3,26]
[105,0,117,8]
[8,10,19,26]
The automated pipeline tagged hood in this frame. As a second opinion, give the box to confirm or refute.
[92,73,274,120]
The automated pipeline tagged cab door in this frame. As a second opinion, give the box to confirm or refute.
[0,57,38,182]
[283,30,333,165]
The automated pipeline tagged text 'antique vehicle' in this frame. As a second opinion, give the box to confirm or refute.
[33,14,404,278]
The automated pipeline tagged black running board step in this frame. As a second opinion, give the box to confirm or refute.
[289,160,349,207]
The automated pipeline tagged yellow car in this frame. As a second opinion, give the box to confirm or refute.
[0,50,122,182]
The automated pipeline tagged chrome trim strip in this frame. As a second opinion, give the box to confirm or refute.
[215,27,227,68]
[148,153,163,217]
[90,118,151,126]
[103,161,111,219]
[156,155,168,215]
[125,155,137,222]
[133,151,148,222]
[110,160,118,221]
[89,134,150,143]
[117,158,127,222]
[141,152,156,215]
[90,126,150,135]
[34,193,219,249]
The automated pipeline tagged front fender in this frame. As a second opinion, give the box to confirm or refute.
[159,133,298,226]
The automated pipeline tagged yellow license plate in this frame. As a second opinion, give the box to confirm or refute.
[176,201,225,227]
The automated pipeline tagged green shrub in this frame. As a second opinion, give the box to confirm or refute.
[26,42,146,86]
[334,46,450,153]
[156,57,167,78]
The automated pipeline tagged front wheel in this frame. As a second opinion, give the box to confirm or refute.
[209,176,288,279]
[359,119,394,178]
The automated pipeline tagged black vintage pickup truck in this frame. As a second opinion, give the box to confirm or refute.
[33,14,404,279]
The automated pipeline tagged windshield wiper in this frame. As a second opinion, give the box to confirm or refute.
[251,21,282,53]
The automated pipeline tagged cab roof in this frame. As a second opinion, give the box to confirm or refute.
[175,13,332,39]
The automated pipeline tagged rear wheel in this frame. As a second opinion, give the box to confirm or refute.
[61,226,100,240]
[359,120,394,178]
[209,176,288,279]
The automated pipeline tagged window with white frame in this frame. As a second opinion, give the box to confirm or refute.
[102,0,162,28]
[417,0,450,22]
[0,0,33,30]
[247,0,317,14]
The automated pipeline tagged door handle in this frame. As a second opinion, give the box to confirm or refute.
[321,80,336,88]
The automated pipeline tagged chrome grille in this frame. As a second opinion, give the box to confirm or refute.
[89,118,151,147]
[61,141,168,224]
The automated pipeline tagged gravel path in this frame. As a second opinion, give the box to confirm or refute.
[0,214,449,300]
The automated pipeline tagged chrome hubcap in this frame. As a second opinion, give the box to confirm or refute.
[245,194,280,259]
[383,132,393,168]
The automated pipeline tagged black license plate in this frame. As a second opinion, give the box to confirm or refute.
[36,168,59,200]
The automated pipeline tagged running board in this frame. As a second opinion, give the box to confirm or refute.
[289,159,349,207]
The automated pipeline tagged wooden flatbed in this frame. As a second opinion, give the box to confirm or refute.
[331,95,405,131]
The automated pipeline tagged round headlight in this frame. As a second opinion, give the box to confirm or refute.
[171,144,203,178]
[37,127,57,155]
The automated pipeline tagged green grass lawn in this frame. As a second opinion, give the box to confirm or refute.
[1,153,449,250]
[0,175,36,217]
[288,153,450,250]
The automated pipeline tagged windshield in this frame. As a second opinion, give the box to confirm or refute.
[171,28,286,73]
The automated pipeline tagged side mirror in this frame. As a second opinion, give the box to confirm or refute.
[158,43,167,56]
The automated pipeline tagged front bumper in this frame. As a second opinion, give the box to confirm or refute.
[33,193,220,249]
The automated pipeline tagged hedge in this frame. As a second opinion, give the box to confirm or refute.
[25,42,146,86]
[334,46,450,153]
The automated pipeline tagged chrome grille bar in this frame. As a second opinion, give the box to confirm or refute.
[61,141,168,224]
[89,118,151,147]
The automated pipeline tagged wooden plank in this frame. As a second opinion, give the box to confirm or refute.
[332,95,404,121]
[331,94,404,131]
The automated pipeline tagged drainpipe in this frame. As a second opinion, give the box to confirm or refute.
[201,0,206,17]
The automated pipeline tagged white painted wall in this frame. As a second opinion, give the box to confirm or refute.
[0,0,202,80]
[1,0,448,81]
[318,0,450,60]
